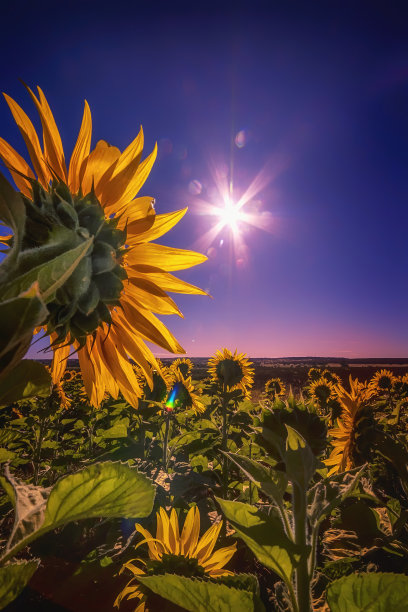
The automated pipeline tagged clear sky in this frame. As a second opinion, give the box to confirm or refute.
[1,1,407,358]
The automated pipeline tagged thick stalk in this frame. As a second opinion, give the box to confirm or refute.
[293,484,311,612]
[33,414,47,486]
[163,413,171,471]
[221,391,229,499]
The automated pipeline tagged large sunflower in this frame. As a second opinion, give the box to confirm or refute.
[0,86,207,407]
[171,357,193,378]
[115,506,236,611]
[208,348,254,396]
[325,376,375,475]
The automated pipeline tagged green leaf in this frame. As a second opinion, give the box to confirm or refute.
[138,574,258,612]
[2,462,155,563]
[0,360,51,407]
[216,498,300,584]
[0,172,26,282]
[0,284,48,380]
[225,452,287,508]
[0,449,16,463]
[326,572,408,611]
[99,422,128,439]
[43,462,154,526]
[284,425,317,489]
[0,560,39,610]
[1,236,93,302]
[307,466,365,527]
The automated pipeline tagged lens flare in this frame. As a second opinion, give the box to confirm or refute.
[165,384,179,411]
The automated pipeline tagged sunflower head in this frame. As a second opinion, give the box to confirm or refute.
[171,357,193,378]
[264,377,286,400]
[321,370,342,385]
[0,85,207,408]
[115,506,236,610]
[309,377,336,406]
[207,348,254,396]
[308,367,323,382]
[325,376,376,475]
[165,371,204,414]
[369,369,397,394]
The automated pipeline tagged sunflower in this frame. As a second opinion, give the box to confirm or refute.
[165,370,204,414]
[309,377,336,405]
[369,369,397,394]
[0,85,207,407]
[321,370,341,385]
[171,357,193,378]
[264,377,286,399]
[325,376,376,475]
[308,367,323,382]
[208,348,254,396]
[115,506,237,611]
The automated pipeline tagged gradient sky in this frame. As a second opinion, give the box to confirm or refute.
[1,1,407,358]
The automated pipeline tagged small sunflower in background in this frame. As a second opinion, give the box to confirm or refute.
[208,348,254,397]
[171,357,194,378]
[0,85,207,408]
[321,369,341,385]
[263,377,286,401]
[369,369,397,395]
[165,370,204,414]
[115,507,237,612]
[309,377,336,407]
[308,367,323,382]
[325,376,376,475]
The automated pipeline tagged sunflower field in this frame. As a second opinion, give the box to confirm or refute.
[1,87,408,612]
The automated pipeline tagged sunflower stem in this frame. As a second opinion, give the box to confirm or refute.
[221,390,229,500]
[163,411,171,471]
[293,483,311,612]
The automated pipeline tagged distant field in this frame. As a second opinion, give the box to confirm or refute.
[38,356,408,399]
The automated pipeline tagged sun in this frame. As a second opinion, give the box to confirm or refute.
[217,197,243,231]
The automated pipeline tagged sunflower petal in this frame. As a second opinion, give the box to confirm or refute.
[126,243,207,271]
[0,137,34,196]
[126,208,188,245]
[68,100,92,193]
[3,93,49,186]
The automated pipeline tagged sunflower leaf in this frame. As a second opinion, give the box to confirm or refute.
[0,172,26,282]
[1,462,155,563]
[0,560,39,610]
[307,465,365,527]
[284,425,317,489]
[138,573,259,612]
[224,452,287,508]
[0,360,51,407]
[216,498,301,584]
[0,284,48,380]
[1,236,93,302]
[326,572,408,611]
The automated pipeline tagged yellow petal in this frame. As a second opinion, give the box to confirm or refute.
[125,277,183,316]
[110,314,154,390]
[80,140,120,197]
[3,93,49,186]
[126,243,207,271]
[169,508,181,554]
[112,143,157,210]
[0,137,34,196]
[159,507,172,551]
[32,85,67,181]
[121,298,185,354]
[68,100,92,193]
[135,525,163,560]
[113,196,155,226]
[50,336,71,385]
[201,543,237,571]
[126,208,188,245]
[111,126,144,177]
[148,272,209,296]
[194,521,222,564]
[181,506,200,557]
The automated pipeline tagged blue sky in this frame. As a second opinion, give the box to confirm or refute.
[1,1,407,357]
